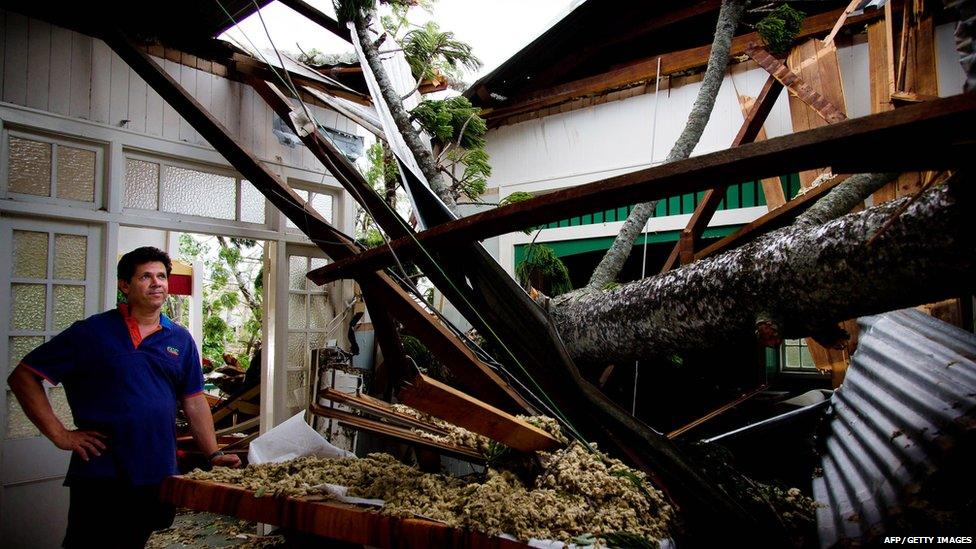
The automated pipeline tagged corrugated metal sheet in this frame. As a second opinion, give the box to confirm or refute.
[813,309,976,547]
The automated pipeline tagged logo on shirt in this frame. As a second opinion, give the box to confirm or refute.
[166,346,180,357]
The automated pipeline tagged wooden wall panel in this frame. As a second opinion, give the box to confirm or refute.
[67,32,91,119]
[127,66,147,133]
[4,12,29,105]
[178,62,197,143]
[194,69,212,145]
[48,25,72,115]
[90,39,112,124]
[109,52,130,127]
[161,59,181,140]
[0,10,6,93]
[25,19,51,111]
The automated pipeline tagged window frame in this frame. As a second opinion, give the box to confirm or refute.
[1,129,105,209]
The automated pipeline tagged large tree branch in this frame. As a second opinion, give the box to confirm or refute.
[585,0,747,291]
[554,177,974,364]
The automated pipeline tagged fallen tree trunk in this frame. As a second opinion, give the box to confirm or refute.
[551,177,974,364]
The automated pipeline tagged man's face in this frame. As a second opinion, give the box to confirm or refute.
[119,261,169,311]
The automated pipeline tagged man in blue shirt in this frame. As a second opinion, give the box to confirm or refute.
[8,246,242,548]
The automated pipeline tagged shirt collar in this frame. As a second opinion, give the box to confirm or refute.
[117,303,172,329]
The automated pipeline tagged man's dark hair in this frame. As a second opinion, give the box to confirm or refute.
[117,246,172,281]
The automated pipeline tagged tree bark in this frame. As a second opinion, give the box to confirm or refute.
[586,0,747,291]
[351,17,459,213]
[553,178,974,364]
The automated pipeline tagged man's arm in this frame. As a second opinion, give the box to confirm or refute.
[7,364,106,461]
[180,393,242,468]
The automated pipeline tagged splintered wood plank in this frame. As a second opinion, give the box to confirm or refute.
[310,404,486,461]
[161,476,527,548]
[398,374,562,452]
[318,387,451,436]
[783,39,848,189]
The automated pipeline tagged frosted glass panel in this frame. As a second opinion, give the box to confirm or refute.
[309,258,328,293]
[6,391,40,439]
[56,146,96,202]
[8,137,52,197]
[288,293,307,329]
[308,294,333,331]
[286,333,306,369]
[8,336,44,372]
[53,285,85,331]
[48,387,76,430]
[289,256,307,291]
[240,180,266,224]
[311,192,334,224]
[11,284,46,331]
[12,230,49,279]
[286,190,310,229]
[160,166,236,220]
[124,159,159,210]
[54,234,87,280]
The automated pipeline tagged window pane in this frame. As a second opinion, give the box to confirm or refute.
[309,294,333,331]
[8,137,51,197]
[56,146,96,202]
[124,159,160,210]
[6,390,40,439]
[288,293,307,329]
[12,230,49,279]
[289,256,307,291]
[11,284,46,331]
[160,166,236,220]
[286,333,306,370]
[240,180,266,224]
[54,234,87,280]
[309,258,328,293]
[53,285,85,331]
[311,192,333,224]
[801,346,816,369]
[8,336,44,373]
[286,190,310,229]
[785,346,801,368]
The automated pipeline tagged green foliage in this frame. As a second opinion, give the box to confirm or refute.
[357,228,387,248]
[516,244,573,296]
[402,21,482,83]
[602,281,620,291]
[411,96,491,201]
[334,0,376,24]
[498,191,534,207]
[364,142,399,190]
[756,5,805,54]
[178,234,263,366]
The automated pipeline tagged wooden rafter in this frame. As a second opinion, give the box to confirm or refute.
[276,0,350,43]
[307,92,976,285]
[318,388,452,436]
[660,73,783,273]
[480,7,882,126]
[104,29,530,413]
[398,373,563,452]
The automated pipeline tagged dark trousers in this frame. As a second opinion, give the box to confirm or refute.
[63,479,175,549]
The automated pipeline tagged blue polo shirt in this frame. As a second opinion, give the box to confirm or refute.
[20,304,204,486]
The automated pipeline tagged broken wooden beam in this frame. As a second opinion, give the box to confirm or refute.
[307,91,976,285]
[693,175,850,260]
[318,388,451,437]
[746,43,847,125]
[309,404,486,461]
[398,373,563,453]
[276,0,350,43]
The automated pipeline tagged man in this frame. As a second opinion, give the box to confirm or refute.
[7,246,242,548]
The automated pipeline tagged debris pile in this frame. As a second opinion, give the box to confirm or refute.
[189,441,673,544]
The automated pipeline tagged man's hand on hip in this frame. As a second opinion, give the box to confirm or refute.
[53,429,107,461]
